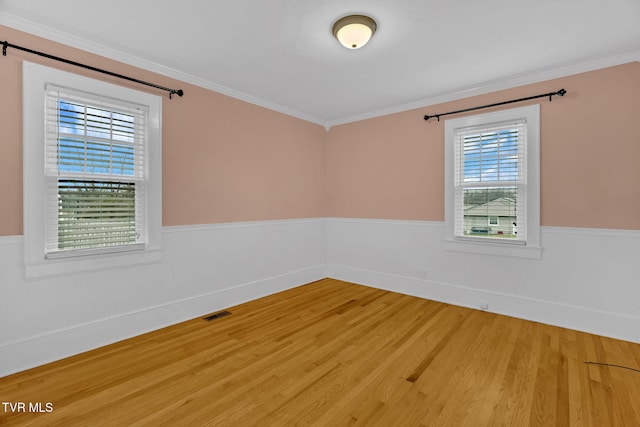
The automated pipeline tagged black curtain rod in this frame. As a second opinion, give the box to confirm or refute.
[2,40,184,99]
[423,88,566,121]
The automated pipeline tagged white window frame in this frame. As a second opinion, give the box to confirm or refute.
[444,105,541,259]
[23,62,162,279]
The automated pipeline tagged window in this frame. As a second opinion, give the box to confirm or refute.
[444,105,541,259]
[45,87,146,257]
[23,62,162,278]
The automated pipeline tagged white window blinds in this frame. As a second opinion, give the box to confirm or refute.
[453,119,527,242]
[44,85,149,257]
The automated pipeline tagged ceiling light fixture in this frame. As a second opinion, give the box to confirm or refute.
[332,15,377,49]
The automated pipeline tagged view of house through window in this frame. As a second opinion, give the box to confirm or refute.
[464,187,516,238]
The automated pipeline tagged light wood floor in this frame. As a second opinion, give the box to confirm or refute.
[1,278,639,426]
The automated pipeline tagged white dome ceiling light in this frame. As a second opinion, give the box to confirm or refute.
[332,15,377,50]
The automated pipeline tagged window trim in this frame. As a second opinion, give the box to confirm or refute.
[443,104,541,259]
[23,61,163,279]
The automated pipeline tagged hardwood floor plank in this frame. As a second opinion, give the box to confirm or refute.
[1,278,639,426]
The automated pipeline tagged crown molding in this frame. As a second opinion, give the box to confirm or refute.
[325,49,640,129]
[0,12,326,127]
[2,11,638,131]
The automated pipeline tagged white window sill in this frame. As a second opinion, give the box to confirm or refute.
[25,248,162,280]
[444,239,542,259]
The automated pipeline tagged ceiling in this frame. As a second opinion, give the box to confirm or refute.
[1,0,640,127]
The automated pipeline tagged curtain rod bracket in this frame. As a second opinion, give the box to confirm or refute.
[169,89,184,99]
[550,88,566,101]
[2,41,7,56]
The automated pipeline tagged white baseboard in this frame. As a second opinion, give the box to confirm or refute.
[327,263,640,344]
[0,265,325,378]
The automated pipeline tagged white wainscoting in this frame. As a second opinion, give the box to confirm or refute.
[325,218,640,344]
[3,217,639,377]
[0,219,326,377]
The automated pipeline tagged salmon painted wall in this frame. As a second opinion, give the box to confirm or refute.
[2,25,638,236]
[0,26,326,237]
[326,62,640,230]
